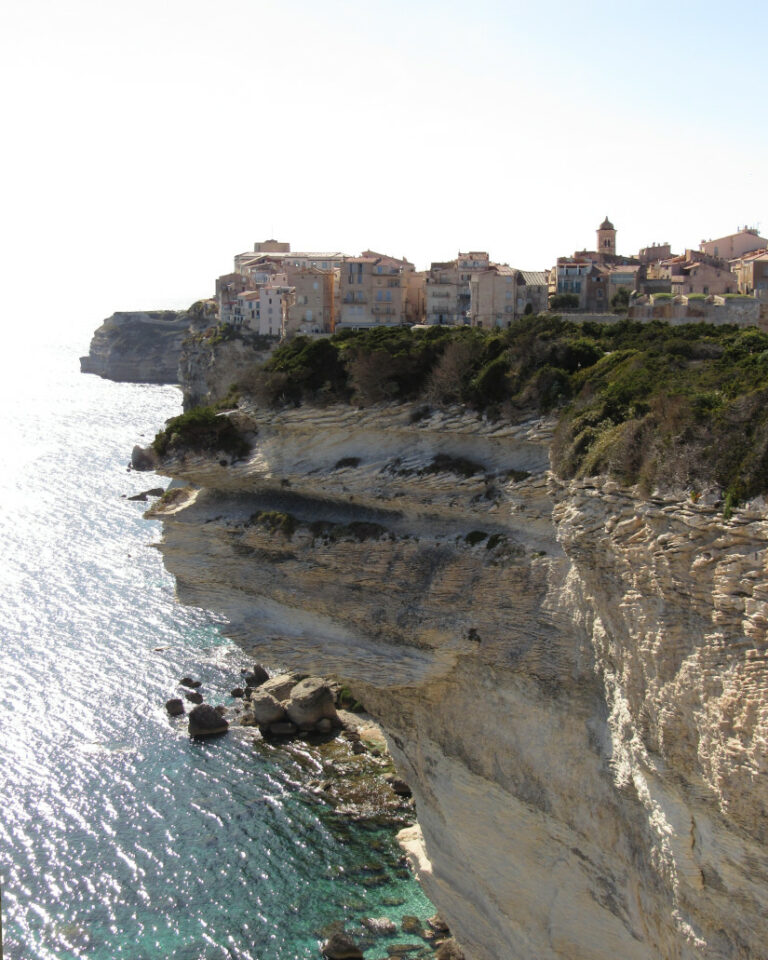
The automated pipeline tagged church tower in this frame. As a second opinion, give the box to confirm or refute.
[597,216,616,256]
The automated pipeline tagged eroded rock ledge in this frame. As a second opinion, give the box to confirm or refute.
[147,401,768,960]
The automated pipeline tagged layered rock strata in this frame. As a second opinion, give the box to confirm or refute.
[146,401,768,960]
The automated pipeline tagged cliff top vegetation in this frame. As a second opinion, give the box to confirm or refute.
[158,318,768,509]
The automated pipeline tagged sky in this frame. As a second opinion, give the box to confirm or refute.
[1,0,766,342]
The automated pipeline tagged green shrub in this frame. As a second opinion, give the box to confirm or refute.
[152,407,250,458]
[465,530,488,545]
[249,511,297,538]
[423,454,484,478]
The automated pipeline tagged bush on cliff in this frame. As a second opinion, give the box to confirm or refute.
[152,407,250,458]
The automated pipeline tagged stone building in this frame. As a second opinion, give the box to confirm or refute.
[282,265,336,335]
[646,251,738,296]
[730,249,768,300]
[551,216,640,312]
[337,251,416,329]
[469,266,549,328]
[425,252,489,325]
[699,227,767,261]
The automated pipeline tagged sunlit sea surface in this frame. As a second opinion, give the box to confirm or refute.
[0,340,433,959]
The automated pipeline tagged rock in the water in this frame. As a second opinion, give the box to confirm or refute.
[180,677,201,689]
[361,917,398,936]
[165,698,185,716]
[248,690,286,726]
[244,663,270,687]
[321,931,365,959]
[427,916,450,934]
[316,717,333,734]
[231,687,245,698]
[433,939,464,960]
[400,916,423,935]
[285,677,339,730]
[185,691,204,704]
[127,487,166,502]
[188,704,229,737]
[259,671,304,701]
[131,444,159,472]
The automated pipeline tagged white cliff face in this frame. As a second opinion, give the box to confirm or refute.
[148,401,768,960]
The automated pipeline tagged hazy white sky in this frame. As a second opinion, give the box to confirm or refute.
[1,0,766,338]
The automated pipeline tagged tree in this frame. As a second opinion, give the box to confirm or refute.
[611,287,631,313]
[549,293,579,310]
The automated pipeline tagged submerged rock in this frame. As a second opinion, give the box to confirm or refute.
[361,917,398,936]
[321,931,365,959]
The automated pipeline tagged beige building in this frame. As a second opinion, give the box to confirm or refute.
[338,251,416,328]
[552,217,641,312]
[469,266,549,328]
[731,249,768,300]
[283,264,336,335]
[700,227,767,260]
[647,251,738,296]
[257,280,292,338]
[425,252,489,325]
[216,272,255,327]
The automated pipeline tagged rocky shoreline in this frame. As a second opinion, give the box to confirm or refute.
[163,662,465,960]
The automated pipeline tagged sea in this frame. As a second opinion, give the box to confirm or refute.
[0,336,433,960]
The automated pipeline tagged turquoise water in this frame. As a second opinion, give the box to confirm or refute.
[0,340,433,959]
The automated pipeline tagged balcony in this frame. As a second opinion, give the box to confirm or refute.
[342,294,368,304]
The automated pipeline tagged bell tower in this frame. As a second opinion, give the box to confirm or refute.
[597,216,616,255]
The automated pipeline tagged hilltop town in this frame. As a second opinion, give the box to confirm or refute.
[215,218,768,339]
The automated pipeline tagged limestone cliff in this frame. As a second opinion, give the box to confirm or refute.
[178,330,276,411]
[80,302,216,384]
[146,401,768,960]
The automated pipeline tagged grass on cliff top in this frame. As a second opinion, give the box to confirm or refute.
[238,318,768,504]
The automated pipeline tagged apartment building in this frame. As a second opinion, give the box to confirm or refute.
[469,266,548,328]
[700,227,767,261]
[283,264,336,335]
[337,251,416,328]
[257,279,292,338]
[730,249,768,299]
[425,252,490,325]
[646,251,737,296]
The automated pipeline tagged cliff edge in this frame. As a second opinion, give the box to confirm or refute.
[144,400,768,960]
[80,301,216,384]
